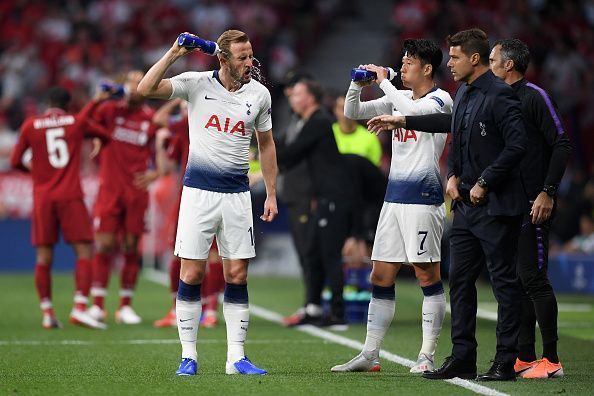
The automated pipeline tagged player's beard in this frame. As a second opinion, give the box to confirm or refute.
[230,64,251,86]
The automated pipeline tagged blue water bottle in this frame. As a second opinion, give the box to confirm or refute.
[351,67,396,82]
[177,33,220,56]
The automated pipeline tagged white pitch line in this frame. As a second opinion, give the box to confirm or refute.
[250,305,508,396]
[0,339,324,347]
[144,270,509,396]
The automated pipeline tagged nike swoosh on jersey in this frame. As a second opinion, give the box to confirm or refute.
[205,95,217,100]
[417,250,427,255]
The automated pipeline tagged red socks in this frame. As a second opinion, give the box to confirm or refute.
[91,252,112,309]
[120,253,140,307]
[202,261,224,312]
[35,264,53,315]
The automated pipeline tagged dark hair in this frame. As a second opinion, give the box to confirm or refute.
[402,38,443,77]
[300,79,324,104]
[493,38,530,74]
[47,86,71,109]
[284,70,313,88]
[446,28,490,66]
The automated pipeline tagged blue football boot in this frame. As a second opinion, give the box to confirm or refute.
[176,358,198,376]
[225,356,267,375]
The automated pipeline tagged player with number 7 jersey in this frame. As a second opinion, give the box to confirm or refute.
[10,86,111,330]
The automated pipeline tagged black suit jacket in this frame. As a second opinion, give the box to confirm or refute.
[406,71,527,216]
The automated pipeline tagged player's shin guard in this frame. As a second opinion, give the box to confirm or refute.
[35,263,53,315]
[91,252,112,309]
[120,253,140,307]
[362,284,395,356]
[74,258,92,311]
[420,281,446,356]
[176,280,201,361]
[223,283,249,363]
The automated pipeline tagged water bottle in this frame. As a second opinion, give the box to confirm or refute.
[177,33,220,56]
[100,82,125,97]
[351,67,396,82]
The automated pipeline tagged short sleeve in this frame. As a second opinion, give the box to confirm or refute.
[169,72,201,101]
[255,88,272,132]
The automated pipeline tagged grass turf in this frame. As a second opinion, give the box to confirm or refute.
[0,273,592,395]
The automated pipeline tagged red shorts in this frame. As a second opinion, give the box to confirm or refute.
[94,186,149,236]
[167,194,182,248]
[32,198,93,246]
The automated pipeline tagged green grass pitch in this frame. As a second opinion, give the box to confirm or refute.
[0,272,592,395]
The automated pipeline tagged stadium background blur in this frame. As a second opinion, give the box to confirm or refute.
[0,0,593,293]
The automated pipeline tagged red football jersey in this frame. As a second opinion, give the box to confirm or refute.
[167,115,190,173]
[10,101,109,200]
[93,100,157,191]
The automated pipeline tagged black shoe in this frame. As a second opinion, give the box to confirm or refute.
[422,356,477,380]
[476,361,516,381]
[317,315,348,331]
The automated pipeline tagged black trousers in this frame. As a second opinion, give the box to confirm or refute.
[517,213,558,349]
[449,202,522,364]
[305,198,351,318]
[285,200,312,306]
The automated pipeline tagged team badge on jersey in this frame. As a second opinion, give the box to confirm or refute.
[246,102,252,115]
[479,122,486,136]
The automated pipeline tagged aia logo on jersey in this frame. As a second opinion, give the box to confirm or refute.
[394,128,418,142]
[204,115,245,136]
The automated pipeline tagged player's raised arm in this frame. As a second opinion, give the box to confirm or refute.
[137,35,195,99]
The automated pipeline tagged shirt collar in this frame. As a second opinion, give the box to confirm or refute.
[212,70,224,87]
[467,69,494,93]
[511,78,527,91]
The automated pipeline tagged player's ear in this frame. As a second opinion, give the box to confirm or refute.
[424,64,432,77]
[218,53,227,67]
[505,59,514,73]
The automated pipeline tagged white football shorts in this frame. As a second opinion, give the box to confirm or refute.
[371,202,445,264]
[174,186,255,260]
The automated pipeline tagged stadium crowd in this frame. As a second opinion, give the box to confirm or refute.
[1,0,593,246]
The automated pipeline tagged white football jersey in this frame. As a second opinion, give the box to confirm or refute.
[170,71,272,193]
[344,81,453,205]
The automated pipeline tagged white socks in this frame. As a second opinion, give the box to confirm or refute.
[176,299,201,361]
[223,302,249,363]
[362,297,395,356]
[419,291,446,356]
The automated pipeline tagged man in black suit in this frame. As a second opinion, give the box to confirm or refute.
[367,29,527,381]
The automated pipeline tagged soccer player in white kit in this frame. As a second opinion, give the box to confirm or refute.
[138,30,278,376]
[331,39,453,374]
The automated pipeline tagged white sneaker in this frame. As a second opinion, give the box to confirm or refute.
[410,353,434,373]
[331,352,380,372]
[115,305,142,324]
[69,309,107,330]
[42,314,62,330]
[87,305,107,323]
